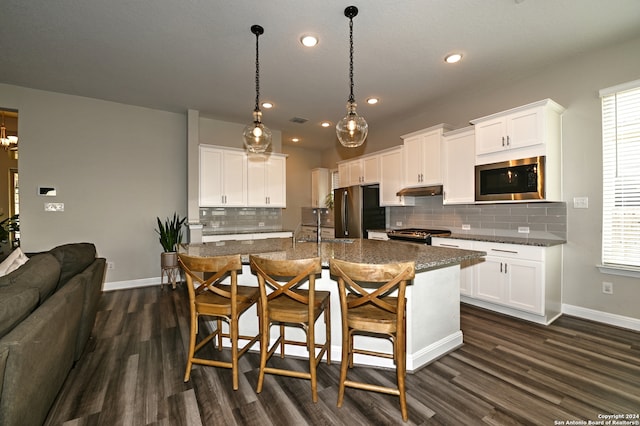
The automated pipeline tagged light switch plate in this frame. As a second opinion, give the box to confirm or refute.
[573,197,589,209]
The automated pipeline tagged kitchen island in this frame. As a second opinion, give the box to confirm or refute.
[180,238,485,372]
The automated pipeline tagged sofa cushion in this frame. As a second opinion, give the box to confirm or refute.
[0,254,61,302]
[49,243,97,289]
[0,287,39,338]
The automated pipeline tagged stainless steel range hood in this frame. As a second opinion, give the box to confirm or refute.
[396,185,443,197]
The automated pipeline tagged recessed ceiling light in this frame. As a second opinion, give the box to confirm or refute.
[292,138,300,143]
[366,97,379,105]
[300,35,318,47]
[444,53,463,64]
[261,101,273,109]
[321,121,332,128]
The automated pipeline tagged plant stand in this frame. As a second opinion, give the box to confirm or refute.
[161,252,180,290]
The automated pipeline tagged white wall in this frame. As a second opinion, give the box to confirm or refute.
[0,84,186,285]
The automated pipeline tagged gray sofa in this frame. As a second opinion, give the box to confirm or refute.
[0,243,106,426]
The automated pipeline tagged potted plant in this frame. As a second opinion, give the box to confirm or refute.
[155,213,187,268]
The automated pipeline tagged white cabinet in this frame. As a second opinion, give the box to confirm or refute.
[199,145,247,207]
[471,99,565,165]
[433,238,562,325]
[337,155,379,187]
[442,127,475,204]
[247,153,287,207]
[431,238,476,297]
[311,168,330,208]
[401,124,453,187]
[379,147,415,206]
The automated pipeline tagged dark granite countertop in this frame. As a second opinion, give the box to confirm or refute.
[180,238,485,273]
[443,233,566,247]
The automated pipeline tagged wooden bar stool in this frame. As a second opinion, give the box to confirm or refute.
[249,255,330,402]
[178,253,260,390]
[329,258,415,422]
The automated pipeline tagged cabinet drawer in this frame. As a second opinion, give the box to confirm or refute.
[473,241,543,261]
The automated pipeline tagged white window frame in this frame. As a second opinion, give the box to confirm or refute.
[598,79,640,278]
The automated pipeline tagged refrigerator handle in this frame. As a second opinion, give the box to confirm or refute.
[342,190,348,236]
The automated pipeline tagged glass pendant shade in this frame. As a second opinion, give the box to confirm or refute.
[243,110,272,153]
[336,101,368,148]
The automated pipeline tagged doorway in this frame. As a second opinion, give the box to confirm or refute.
[0,108,19,256]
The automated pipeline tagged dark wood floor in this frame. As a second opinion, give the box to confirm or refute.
[45,283,640,425]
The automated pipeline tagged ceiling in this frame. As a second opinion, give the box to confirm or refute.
[2,0,640,151]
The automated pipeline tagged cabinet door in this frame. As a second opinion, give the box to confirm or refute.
[443,129,475,204]
[348,160,363,185]
[223,150,248,206]
[337,162,350,188]
[265,155,286,207]
[403,135,423,185]
[362,155,380,184]
[200,147,224,206]
[379,148,414,206]
[475,118,506,156]
[505,258,543,314]
[474,256,506,304]
[507,107,543,150]
[421,131,442,185]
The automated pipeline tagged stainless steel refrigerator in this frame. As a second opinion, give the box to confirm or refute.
[334,184,386,238]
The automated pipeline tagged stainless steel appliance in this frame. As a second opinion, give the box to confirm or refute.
[334,184,386,238]
[387,228,451,245]
[475,156,545,202]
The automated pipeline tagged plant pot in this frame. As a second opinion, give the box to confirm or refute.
[161,251,178,268]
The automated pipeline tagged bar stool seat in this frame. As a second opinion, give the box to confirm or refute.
[178,253,260,390]
[329,258,415,422]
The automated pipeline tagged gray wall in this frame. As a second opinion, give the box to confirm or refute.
[0,83,186,285]
[321,35,640,320]
[1,32,638,319]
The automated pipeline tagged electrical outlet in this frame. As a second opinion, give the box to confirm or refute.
[462,224,471,231]
[44,202,64,212]
[107,262,115,270]
[573,197,589,209]
[518,226,530,234]
[396,221,403,227]
[258,222,265,227]
[602,281,613,294]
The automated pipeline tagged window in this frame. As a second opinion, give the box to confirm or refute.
[600,79,640,272]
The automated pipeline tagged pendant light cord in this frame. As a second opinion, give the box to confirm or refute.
[348,16,355,104]
[254,30,261,113]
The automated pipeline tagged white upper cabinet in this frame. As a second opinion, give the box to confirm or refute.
[402,124,453,187]
[337,154,380,187]
[247,153,287,207]
[311,168,330,208]
[199,145,247,207]
[471,99,565,165]
[442,127,476,204]
[379,147,415,206]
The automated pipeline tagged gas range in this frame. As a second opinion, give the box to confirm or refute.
[386,228,451,245]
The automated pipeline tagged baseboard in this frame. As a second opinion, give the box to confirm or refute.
[562,304,640,332]
[103,277,161,291]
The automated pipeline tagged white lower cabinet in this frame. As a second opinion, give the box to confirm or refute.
[432,238,562,325]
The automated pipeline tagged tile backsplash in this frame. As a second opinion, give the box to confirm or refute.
[389,197,566,241]
[199,207,282,233]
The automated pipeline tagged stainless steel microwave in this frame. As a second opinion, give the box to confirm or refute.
[475,156,545,202]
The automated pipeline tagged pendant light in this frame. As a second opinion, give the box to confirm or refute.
[243,25,272,153]
[336,6,368,148]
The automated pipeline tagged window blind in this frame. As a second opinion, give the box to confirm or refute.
[601,80,640,269]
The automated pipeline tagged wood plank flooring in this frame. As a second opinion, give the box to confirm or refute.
[45,284,640,425]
